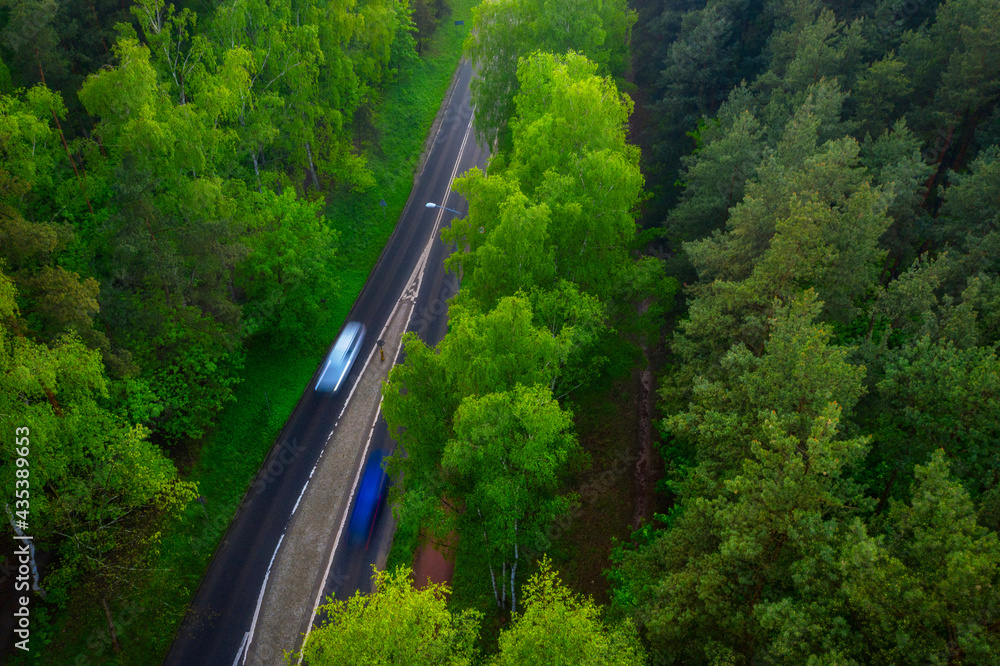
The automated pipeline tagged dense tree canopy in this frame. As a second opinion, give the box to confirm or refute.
[608,0,1000,662]
[298,566,481,666]
[0,0,422,652]
[7,0,1000,662]
[384,37,672,622]
[299,561,646,666]
[464,0,635,151]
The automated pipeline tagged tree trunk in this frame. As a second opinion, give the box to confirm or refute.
[252,149,262,192]
[305,141,320,191]
[101,597,122,654]
[874,469,898,516]
[488,562,500,609]
[501,562,506,608]
[510,518,519,614]
[50,109,94,215]
[480,509,501,608]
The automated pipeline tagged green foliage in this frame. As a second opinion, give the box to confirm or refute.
[868,337,1000,500]
[300,559,646,666]
[940,145,1000,240]
[237,187,340,345]
[448,51,645,305]
[464,0,636,151]
[673,86,892,381]
[384,293,576,502]
[295,566,482,665]
[384,293,594,612]
[619,403,871,663]
[0,265,197,626]
[666,107,765,244]
[666,290,867,489]
[493,557,646,666]
[445,384,579,612]
[617,0,1000,661]
[840,451,1000,663]
[3,2,474,662]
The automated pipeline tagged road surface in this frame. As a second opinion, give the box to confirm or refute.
[163,59,488,666]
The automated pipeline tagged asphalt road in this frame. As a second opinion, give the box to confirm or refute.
[163,59,487,666]
[312,171,470,614]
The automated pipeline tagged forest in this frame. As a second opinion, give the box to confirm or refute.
[2,0,999,663]
[0,0,457,660]
[307,0,1000,663]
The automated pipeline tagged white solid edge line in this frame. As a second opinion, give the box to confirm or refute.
[290,479,310,518]
[244,532,285,663]
[406,108,476,307]
[232,632,250,666]
[298,109,476,663]
[234,84,477,666]
[298,397,385,664]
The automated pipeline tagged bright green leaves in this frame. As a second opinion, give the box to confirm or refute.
[299,566,482,666]
[445,385,578,611]
[237,187,339,344]
[75,27,349,441]
[384,294,574,480]
[455,192,556,306]
[509,53,633,186]
[78,38,166,155]
[450,52,643,306]
[302,560,647,666]
[383,284,606,525]
[507,53,641,294]
[492,558,646,666]
[78,35,252,180]
[446,385,575,494]
[383,294,582,612]
[442,295,569,397]
[0,265,195,602]
[465,0,635,151]
[0,85,63,195]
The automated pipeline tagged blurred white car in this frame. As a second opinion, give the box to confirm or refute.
[315,322,366,394]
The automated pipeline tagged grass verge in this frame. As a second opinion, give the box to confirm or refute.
[21,7,474,664]
[384,507,421,576]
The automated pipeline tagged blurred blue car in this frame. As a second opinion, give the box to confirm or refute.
[315,322,366,394]
[348,450,389,544]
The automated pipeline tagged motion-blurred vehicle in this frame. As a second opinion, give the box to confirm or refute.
[348,450,389,545]
[315,322,366,394]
